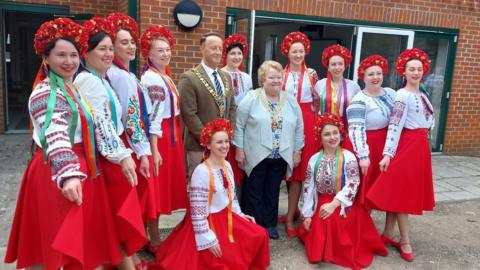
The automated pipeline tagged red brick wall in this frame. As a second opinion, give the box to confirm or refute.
[2,0,478,154]
[138,0,227,77]
[138,0,479,155]
[7,0,119,16]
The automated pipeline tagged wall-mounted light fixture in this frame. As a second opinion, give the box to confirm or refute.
[173,0,203,31]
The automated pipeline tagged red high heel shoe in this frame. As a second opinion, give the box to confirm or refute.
[285,223,297,237]
[278,209,301,224]
[381,234,400,249]
[399,243,414,262]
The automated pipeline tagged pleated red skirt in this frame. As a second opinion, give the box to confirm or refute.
[120,133,157,221]
[341,134,355,154]
[290,102,320,181]
[355,128,387,209]
[227,145,245,185]
[297,194,386,270]
[4,145,123,270]
[154,208,270,270]
[366,128,435,215]
[99,154,147,256]
[153,116,188,215]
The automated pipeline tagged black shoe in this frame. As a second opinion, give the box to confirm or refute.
[267,227,279,239]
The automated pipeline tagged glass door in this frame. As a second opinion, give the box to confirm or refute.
[353,27,414,89]
[3,11,53,131]
[414,32,457,152]
[226,9,255,76]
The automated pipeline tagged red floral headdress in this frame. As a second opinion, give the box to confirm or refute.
[200,118,233,147]
[140,24,175,60]
[106,12,139,42]
[357,54,388,80]
[395,48,430,76]
[321,44,352,68]
[34,17,88,57]
[83,16,114,39]
[314,113,345,142]
[280,31,311,56]
[222,33,248,68]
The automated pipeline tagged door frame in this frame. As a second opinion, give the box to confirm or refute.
[0,2,69,132]
[226,9,256,75]
[414,31,457,152]
[225,8,458,153]
[353,26,415,82]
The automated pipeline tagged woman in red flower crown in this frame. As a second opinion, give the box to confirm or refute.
[346,55,396,209]
[222,33,253,187]
[367,48,435,262]
[153,118,270,270]
[106,12,157,216]
[297,113,387,270]
[315,44,361,152]
[139,24,188,253]
[74,16,148,269]
[278,31,319,237]
[4,18,123,270]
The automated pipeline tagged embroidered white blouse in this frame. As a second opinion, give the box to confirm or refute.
[29,80,86,187]
[106,65,151,158]
[189,162,242,251]
[283,68,318,103]
[140,69,180,138]
[301,149,360,218]
[346,88,396,160]
[314,78,361,115]
[383,88,434,157]
[224,70,253,105]
[75,71,132,164]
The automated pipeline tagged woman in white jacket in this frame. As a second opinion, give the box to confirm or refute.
[234,60,304,239]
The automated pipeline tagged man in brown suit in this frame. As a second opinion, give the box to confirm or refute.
[179,32,236,178]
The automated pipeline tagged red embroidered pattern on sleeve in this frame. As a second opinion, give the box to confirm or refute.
[30,81,83,187]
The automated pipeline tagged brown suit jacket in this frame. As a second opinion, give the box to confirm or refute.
[179,64,236,151]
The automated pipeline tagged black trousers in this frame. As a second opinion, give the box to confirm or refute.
[241,158,287,228]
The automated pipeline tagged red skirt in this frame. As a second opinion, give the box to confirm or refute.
[99,155,147,255]
[297,194,386,270]
[120,133,157,221]
[4,145,123,270]
[355,128,387,209]
[227,145,245,185]
[153,116,188,215]
[154,208,270,270]
[341,134,355,153]
[366,129,435,215]
[289,102,320,181]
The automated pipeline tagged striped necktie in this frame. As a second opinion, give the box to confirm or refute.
[212,70,223,96]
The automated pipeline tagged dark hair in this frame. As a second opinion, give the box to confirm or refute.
[200,31,223,46]
[226,43,244,54]
[88,32,111,52]
[43,37,79,56]
[116,28,135,42]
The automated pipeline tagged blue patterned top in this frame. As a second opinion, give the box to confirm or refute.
[268,101,283,159]
[346,88,396,160]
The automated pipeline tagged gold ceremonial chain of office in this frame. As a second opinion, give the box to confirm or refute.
[193,68,230,117]
[256,88,287,128]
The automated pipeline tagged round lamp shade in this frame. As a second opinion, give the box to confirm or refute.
[173,0,203,30]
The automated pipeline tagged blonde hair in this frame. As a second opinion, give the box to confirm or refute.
[257,60,283,86]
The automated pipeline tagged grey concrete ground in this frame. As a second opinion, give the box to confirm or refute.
[1,134,479,269]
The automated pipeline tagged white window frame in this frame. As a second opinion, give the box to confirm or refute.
[353,27,415,82]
